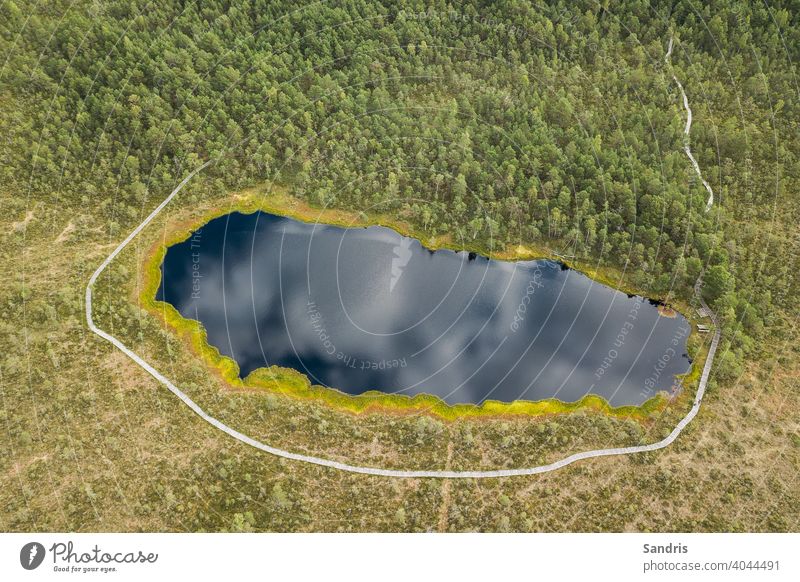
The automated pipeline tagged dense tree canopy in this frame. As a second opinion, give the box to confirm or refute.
[2,0,798,364]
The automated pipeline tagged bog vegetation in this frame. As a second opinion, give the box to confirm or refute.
[0,0,798,531]
[3,0,798,376]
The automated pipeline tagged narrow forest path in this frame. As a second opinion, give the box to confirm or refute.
[85,47,722,476]
[666,37,715,212]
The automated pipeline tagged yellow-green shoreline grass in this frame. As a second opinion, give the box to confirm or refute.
[137,184,706,422]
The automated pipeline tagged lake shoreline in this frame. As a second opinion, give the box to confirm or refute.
[138,183,702,422]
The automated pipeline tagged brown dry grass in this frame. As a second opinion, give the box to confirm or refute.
[0,189,797,532]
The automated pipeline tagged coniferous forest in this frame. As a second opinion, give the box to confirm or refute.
[0,1,798,532]
[3,1,799,368]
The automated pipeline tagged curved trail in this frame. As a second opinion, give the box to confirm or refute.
[85,42,720,476]
[666,37,715,212]
[86,168,719,477]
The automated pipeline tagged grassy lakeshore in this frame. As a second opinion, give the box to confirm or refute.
[137,182,706,422]
[4,188,795,533]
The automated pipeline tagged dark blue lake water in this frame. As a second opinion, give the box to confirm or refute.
[157,211,692,406]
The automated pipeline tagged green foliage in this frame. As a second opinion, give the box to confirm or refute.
[1,0,797,382]
[704,264,734,304]
[1,2,799,534]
